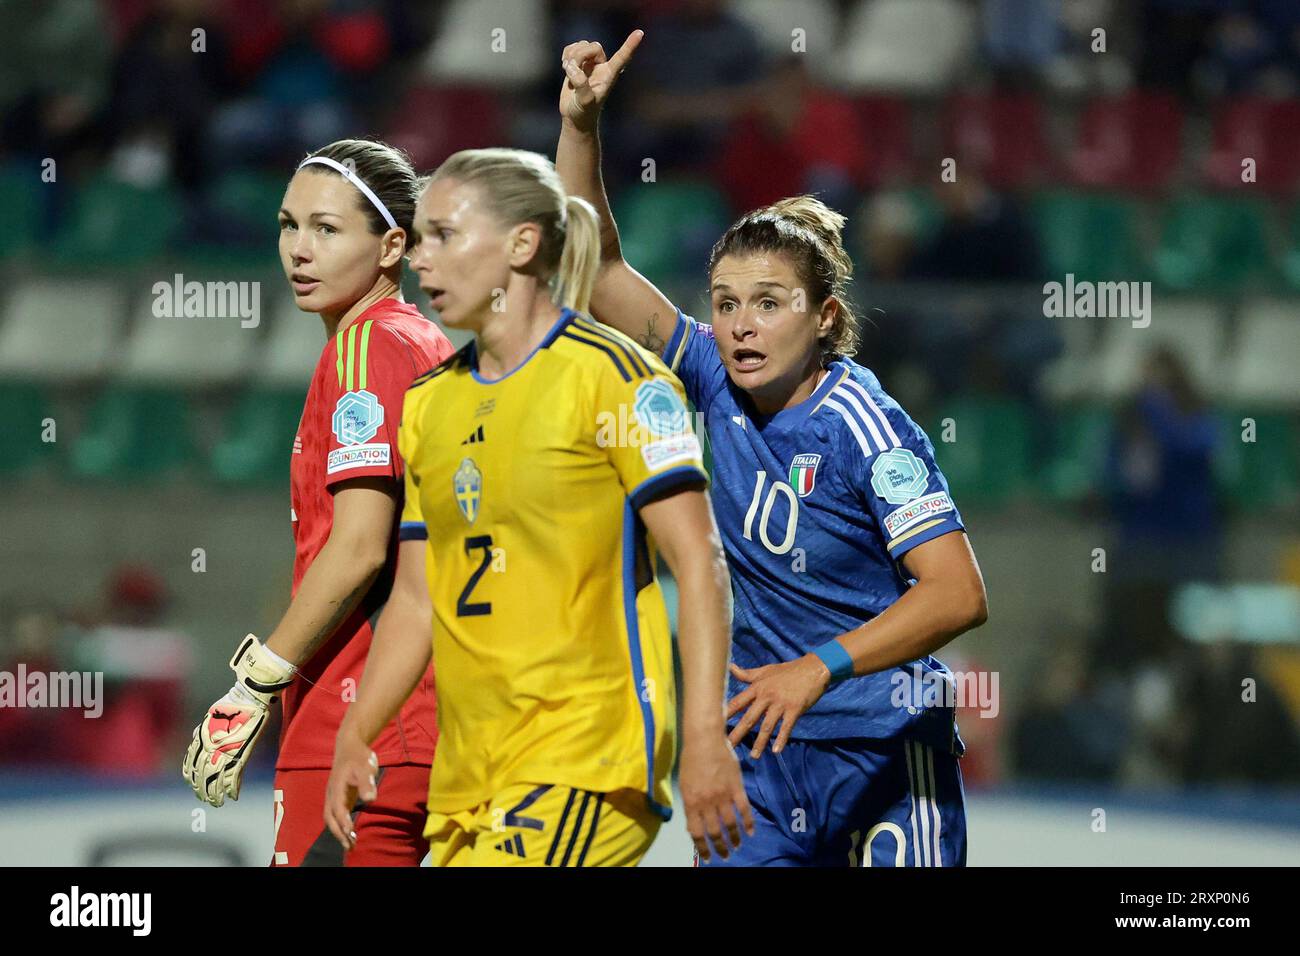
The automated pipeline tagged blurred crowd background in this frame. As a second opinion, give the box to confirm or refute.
[1,0,1299,826]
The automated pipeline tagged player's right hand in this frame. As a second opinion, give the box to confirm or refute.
[679,733,754,863]
[558,30,644,132]
[182,634,295,807]
[324,731,380,852]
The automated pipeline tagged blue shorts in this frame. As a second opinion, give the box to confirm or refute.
[697,736,967,867]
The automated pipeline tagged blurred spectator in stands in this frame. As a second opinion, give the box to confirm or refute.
[104,0,234,191]
[1175,640,1300,786]
[620,0,766,177]
[911,165,1042,282]
[207,0,396,171]
[1266,0,1300,93]
[1137,0,1216,96]
[0,0,112,235]
[851,192,926,404]
[1199,7,1279,96]
[1098,345,1223,670]
[980,0,1063,89]
[1010,640,1131,783]
[857,191,921,282]
[715,54,867,214]
[0,601,71,766]
[1045,0,1133,94]
[553,0,639,53]
[61,564,193,776]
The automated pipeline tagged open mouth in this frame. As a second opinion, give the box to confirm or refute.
[731,347,767,372]
[423,286,446,308]
[290,274,320,295]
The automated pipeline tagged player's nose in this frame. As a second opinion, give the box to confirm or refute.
[728,309,757,337]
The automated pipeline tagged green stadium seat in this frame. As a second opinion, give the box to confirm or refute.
[1042,403,1112,502]
[1153,194,1278,293]
[210,388,304,485]
[614,179,731,285]
[0,383,59,475]
[1215,409,1300,510]
[1280,201,1300,292]
[1032,190,1148,282]
[51,175,181,267]
[0,162,41,260]
[924,395,1033,509]
[175,170,289,272]
[898,186,943,242]
[69,386,197,481]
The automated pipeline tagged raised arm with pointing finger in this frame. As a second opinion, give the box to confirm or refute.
[556,31,681,357]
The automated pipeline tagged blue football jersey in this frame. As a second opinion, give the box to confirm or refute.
[664,309,967,753]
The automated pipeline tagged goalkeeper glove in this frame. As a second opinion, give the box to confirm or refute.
[183,634,295,806]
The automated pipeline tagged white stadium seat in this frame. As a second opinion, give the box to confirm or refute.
[257,298,332,388]
[835,0,976,93]
[0,278,125,381]
[117,280,259,386]
[1093,298,1226,399]
[1227,299,1300,406]
[1039,314,1100,403]
[734,0,841,83]
[422,0,549,87]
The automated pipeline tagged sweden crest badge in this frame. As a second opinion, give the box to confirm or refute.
[453,458,482,524]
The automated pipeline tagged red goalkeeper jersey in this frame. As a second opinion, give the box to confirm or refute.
[279,298,453,770]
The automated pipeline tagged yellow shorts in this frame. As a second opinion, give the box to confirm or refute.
[425,785,661,867]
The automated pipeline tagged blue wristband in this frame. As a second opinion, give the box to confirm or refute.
[812,640,854,684]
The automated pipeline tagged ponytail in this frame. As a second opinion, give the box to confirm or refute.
[555,194,601,313]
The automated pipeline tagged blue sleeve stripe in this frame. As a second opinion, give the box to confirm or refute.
[573,318,653,378]
[628,464,707,511]
[620,500,673,822]
[398,521,428,541]
[559,330,633,382]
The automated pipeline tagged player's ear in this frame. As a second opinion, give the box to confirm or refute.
[817,297,838,338]
[506,221,543,271]
[379,227,407,269]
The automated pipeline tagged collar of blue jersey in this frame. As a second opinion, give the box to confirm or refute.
[741,361,847,427]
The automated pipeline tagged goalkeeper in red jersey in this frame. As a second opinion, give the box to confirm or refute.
[182,139,453,865]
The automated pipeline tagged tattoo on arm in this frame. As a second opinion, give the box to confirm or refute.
[637,313,665,354]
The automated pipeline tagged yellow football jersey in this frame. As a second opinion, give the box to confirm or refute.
[397,309,707,822]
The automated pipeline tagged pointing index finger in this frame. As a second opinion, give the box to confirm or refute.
[607,29,644,73]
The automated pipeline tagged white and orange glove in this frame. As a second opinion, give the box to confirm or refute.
[183,634,295,806]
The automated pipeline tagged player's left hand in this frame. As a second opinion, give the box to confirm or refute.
[727,656,831,757]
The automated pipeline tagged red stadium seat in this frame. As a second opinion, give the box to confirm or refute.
[383,85,506,171]
[940,91,1050,189]
[854,94,914,188]
[1203,97,1300,196]
[1065,91,1185,193]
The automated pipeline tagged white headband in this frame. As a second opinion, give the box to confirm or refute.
[298,156,398,231]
